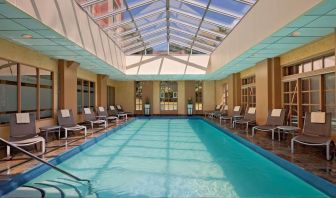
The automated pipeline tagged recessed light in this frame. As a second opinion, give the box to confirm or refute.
[21,34,33,39]
[291,31,300,37]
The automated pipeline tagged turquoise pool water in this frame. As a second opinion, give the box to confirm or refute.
[27,119,326,197]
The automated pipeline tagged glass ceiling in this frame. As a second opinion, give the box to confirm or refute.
[76,0,257,55]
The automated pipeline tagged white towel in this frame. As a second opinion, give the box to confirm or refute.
[99,107,104,112]
[248,107,256,114]
[311,112,325,124]
[16,113,30,124]
[117,105,122,110]
[110,106,115,110]
[233,106,240,112]
[215,105,221,110]
[84,108,91,114]
[271,109,282,117]
[61,109,70,118]
[223,105,228,110]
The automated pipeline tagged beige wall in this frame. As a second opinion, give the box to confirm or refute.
[281,34,335,66]
[203,81,216,111]
[114,81,135,114]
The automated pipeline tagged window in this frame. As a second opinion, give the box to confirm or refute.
[0,59,54,124]
[21,65,37,114]
[0,61,17,124]
[301,76,320,113]
[160,81,178,111]
[77,79,95,114]
[241,76,256,109]
[39,69,53,119]
[283,54,335,76]
[135,81,143,111]
[324,55,335,68]
[195,81,203,111]
[222,83,228,105]
[283,80,298,125]
[324,73,336,133]
[107,86,115,107]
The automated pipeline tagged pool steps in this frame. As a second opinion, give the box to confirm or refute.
[3,177,92,198]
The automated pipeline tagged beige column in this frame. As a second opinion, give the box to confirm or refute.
[178,81,186,115]
[58,60,79,115]
[255,59,272,124]
[97,74,108,107]
[271,57,282,108]
[152,81,160,115]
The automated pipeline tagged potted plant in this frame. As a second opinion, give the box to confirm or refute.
[144,97,150,116]
[187,97,193,115]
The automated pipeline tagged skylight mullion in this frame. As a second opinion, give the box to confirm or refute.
[171,18,224,38]
[120,19,166,37]
[235,0,255,6]
[170,33,215,50]
[122,0,146,54]
[170,40,211,54]
[104,7,165,31]
[93,0,160,21]
[80,0,105,8]
[122,27,167,45]
[170,8,231,30]
[125,40,167,55]
[123,33,166,51]
[170,27,220,45]
[176,0,243,19]
[166,0,170,54]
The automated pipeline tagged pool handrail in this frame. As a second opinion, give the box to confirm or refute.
[0,138,93,195]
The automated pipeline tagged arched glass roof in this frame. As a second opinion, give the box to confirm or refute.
[76,0,257,55]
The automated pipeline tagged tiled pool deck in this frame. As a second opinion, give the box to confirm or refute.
[0,116,335,185]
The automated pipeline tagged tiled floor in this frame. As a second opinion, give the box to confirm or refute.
[1,116,335,185]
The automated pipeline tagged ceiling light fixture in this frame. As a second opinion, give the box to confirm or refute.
[291,31,300,37]
[21,34,33,39]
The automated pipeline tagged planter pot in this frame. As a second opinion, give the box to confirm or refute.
[187,104,193,115]
[144,104,150,116]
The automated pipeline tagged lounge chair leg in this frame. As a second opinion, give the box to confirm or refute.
[65,129,68,139]
[41,139,46,154]
[271,129,274,140]
[278,129,281,141]
[84,126,87,136]
[7,146,10,158]
[326,144,330,160]
[91,122,94,129]
[246,123,248,132]
[232,121,235,128]
[291,139,295,153]
[252,127,255,137]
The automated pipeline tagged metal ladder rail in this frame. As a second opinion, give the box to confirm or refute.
[0,138,92,194]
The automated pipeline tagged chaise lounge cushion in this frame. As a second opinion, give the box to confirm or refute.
[294,134,330,144]
[61,109,70,117]
[311,112,325,124]
[16,113,30,124]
